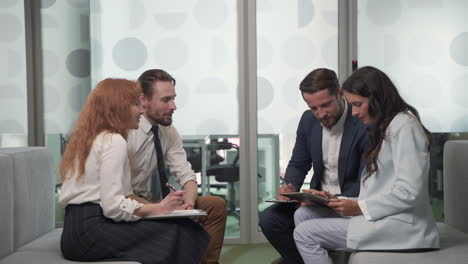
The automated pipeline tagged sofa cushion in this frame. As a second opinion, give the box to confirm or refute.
[444,140,468,234]
[0,148,55,249]
[0,251,140,264]
[348,223,468,264]
[0,154,14,259]
[17,228,63,253]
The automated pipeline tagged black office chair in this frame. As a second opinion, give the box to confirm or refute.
[206,141,240,218]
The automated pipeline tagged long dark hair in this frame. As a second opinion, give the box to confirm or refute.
[343,66,432,175]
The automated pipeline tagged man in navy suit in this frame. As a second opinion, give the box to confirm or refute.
[259,68,368,264]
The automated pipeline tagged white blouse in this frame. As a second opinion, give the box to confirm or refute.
[59,132,143,222]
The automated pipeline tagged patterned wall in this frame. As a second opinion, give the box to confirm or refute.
[41,0,91,135]
[359,0,468,132]
[0,0,27,146]
[0,0,91,148]
[90,0,239,135]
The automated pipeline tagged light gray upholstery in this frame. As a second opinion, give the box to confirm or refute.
[347,140,468,264]
[0,252,140,264]
[349,223,468,264]
[0,147,139,263]
[0,147,55,249]
[0,154,14,259]
[443,140,468,234]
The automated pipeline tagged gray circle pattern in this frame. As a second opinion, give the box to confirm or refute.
[450,32,468,66]
[257,77,274,110]
[0,84,22,98]
[281,116,301,135]
[211,37,229,68]
[322,9,337,27]
[366,0,402,26]
[69,83,90,112]
[40,0,56,8]
[43,49,59,77]
[451,74,468,108]
[5,49,22,78]
[41,14,58,28]
[408,34,441,66]
[44,84,59,113]
[0,120,24,133]
[281,36,315,69]
[90,39,103,70]
[154,38,188,70]
[404,74,441,108]
[321,35,337,67]
[0,0,18,8]
[282,76,303,110]
[174,79,188,110]
[298,0,314,28]
[154,12,187,29]
[257,0,272,12]
[258,117,274,134]
[407,0,442,8]
[113,37,147,71]
[0,14,22,43]
[195,77,228,94]
[196,118,229,135]
[193,0,228,29]
[67,0,88,8]
[66,49,90,78]
[257,36,274,70]
[45,119,61,134]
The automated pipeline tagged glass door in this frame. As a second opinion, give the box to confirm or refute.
[253,0,339,241]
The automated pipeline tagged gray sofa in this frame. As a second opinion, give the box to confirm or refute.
[0,147,139,264]
[347,140,468,263]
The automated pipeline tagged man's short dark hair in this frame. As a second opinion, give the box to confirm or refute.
[299,68,339,96]
[138,69,176,98]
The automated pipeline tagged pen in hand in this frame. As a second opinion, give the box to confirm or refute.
[166,183,178,192]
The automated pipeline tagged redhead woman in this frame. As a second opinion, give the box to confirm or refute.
[59,79,209,264]
[293,67,439,264]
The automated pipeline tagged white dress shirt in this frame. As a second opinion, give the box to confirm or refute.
[320,100,347,195]
[58,132,143,222]
[127,115,197,196]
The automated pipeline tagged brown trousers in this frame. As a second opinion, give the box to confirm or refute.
[195,196,227,264]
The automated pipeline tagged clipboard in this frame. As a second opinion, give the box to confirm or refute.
[143,209,207,219]
[281,192,330,205]
[265,199,299,203]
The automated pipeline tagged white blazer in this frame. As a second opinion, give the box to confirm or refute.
[347,112,439,250]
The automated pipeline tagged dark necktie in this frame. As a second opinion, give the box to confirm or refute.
[151,125,170,198]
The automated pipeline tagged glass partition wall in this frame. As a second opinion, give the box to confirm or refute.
[357,0,468,221]
[3,0,466,244]
[254,0,339,240]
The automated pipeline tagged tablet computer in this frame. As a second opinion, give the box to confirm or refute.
[281,192,330,205]
[265,199,299,203]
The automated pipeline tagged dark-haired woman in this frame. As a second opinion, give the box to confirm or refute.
[293,66,439,264]
[59,79,209,264]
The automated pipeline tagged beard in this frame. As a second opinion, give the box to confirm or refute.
[146,112,173,126]
[319,99,344,129]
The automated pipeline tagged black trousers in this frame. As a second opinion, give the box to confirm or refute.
[61,203,210,264]
[259,203,305,264]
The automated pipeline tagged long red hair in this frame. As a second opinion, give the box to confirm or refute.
[60,78,140,182]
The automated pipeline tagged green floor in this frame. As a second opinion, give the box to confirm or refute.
[220,243,279,264]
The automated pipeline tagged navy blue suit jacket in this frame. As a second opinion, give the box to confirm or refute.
[284,104,368,197]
